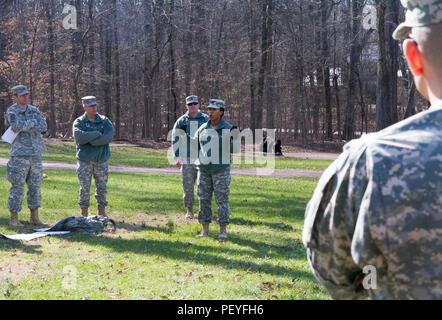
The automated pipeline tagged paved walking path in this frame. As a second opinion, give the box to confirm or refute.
[0,158,324,178]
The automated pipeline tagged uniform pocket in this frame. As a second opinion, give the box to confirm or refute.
[6,158,28,184]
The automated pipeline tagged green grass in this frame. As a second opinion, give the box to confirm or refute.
[0,168,328,300]
[0,141,333,171]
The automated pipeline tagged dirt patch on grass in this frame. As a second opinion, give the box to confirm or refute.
[113,213,195,232]
[0,260,53,282]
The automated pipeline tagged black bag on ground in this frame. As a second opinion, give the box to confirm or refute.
[46,216,117,234]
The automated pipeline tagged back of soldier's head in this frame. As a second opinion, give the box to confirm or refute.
[411,22,442,76]
[394,0,442,89]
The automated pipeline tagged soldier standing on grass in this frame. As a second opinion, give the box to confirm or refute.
[172,96,209,219]
[302,0,442,300]
[73,96,115,218]
[4,85,47,227]
[194,99,234,240]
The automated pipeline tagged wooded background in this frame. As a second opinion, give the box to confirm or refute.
[0,0,429,144]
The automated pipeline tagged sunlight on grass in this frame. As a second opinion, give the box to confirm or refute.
[0,168,328,300]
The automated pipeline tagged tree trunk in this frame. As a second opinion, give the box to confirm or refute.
[0,0,14,134]
[103,10,112,120]
[167,0,178,132]
[265,0,274,130]
[344,0,363,140]
[248,0,257,133]
[113,0,121,140]
[28,21,38,105]
[69,0,83,129]
[376,0,399,131]
[46,0,57,137]
[321,0,332,140]
[182,0,194,96]
[88,0,96,93]
[142,0,152,139]
[298,2,307,144]
[256,0,271,130]
[404,80,416,119]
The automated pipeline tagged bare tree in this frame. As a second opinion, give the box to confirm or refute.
[112,0,121,139]
[376,0,399,130]
[0,0,410,143]
[0,0,14,134]
[45,0,57,137]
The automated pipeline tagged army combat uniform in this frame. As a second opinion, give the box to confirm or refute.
[73,98,115,211]
[4,94,47,214]
[194,100,233,227]
[303,0,442,300]
[303,102,442,300]
[172,96,209,209]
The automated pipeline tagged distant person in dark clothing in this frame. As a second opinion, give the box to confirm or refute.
[275,140,283,156]
[262,137,268,153]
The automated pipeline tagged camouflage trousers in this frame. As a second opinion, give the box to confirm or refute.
[181,163,198,208]
[197,167,231,226]
[6,155,43,213]
[76,160,109,208]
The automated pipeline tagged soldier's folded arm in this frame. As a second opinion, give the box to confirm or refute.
[27,111,48,134]
[303,144,372,300]
[6,112,38,133]
[33,111,48,133]
[73,120,102,145]
[89,118,115,146]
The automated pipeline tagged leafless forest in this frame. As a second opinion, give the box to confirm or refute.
[0,0,428,144]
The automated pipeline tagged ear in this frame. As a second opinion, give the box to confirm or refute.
[403,39,424,76]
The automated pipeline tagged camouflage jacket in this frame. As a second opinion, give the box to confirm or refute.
[73,113,115,162]
[303,102,442,300]
[172,111,209,161]
[4,104,47,157]
[194,118,234,173]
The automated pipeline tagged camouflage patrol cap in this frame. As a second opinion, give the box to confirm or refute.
[393,0,442,40]
[11,85,29,96]
[82,96,97,107]
[207,99,226,110]
[186,96,199,105]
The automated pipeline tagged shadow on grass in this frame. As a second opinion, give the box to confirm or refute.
[59,230,314,281]
[230,217,294,231]
[116,221,174,234]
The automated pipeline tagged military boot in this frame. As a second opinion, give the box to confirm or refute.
[98,207,107,217]
[197,223,210,238]
[9,211,23,227]
[30,209,45,226]
[185,207,194,220]
[219,225,228,240]
[81,207,89,218]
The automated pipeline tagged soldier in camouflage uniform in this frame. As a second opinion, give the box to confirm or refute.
[302,0,442,300]
[172,96,209,219]
[4,85,47,227]
[194,99,234,239]
[73,96,115,218]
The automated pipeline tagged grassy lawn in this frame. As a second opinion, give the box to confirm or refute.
[0,142,333,171]
[0,168,328,300]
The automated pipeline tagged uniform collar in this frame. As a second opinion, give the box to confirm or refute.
[208,118,229,130]
[12,104,28,113]
[82,113,103,122]
[186,111,202,119]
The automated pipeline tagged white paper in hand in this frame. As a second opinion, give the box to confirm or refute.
[1,127,18,144]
